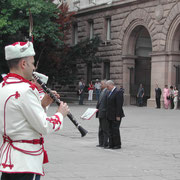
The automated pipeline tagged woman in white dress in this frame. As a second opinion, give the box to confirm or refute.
[173,86,179,110]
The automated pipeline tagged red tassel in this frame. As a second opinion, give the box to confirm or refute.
[43,150,49,164]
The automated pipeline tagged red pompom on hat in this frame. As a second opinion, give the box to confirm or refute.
[5,41,35,60]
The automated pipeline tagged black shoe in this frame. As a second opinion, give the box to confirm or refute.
[96,145,103,147]
[104,146,113,149]
[103,143,109,147]
[103,146,109,149]
[112,146,121,149]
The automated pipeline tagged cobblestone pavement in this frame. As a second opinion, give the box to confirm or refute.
[41,105,180,180]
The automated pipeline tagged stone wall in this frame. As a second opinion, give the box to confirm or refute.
[66,0,180,106]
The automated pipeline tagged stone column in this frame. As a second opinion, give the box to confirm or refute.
[122,55,136,105]
[167,52,180,86]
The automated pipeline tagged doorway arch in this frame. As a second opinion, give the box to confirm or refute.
[166,14,180,93]
[122,24,152,105]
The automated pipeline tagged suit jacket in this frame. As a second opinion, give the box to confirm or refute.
[96,88,108,118]
[107,87,125,121]
[155,88,162,98]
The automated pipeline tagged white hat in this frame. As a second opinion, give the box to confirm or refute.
[5,41,35,60]
[1,74,7,78]
[33,72,49,84]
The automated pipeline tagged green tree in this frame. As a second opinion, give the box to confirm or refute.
[51,35,102,86]
[0,1,102,88]
[0,0,65,74]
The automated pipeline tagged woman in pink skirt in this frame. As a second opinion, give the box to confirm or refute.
[163,85,170,109]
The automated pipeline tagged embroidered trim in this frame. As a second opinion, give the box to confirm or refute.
[2,73,37,90]
[0,135,45,169]
[3,92,20,135]
[15,91,20,99]
[46,115,61,130]
[0,91,46,169]
[38,89,45,94]
[0,170,44,176]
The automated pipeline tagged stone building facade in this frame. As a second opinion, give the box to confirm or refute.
[65,0,180,106]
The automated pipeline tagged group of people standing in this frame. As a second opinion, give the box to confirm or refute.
[87,79,101,101]
[136,83,179,109]
[155,84,179,109]
[163,85,179,109]
[78,78,125,150]
[78,79,101,105]
[96,80,125,149]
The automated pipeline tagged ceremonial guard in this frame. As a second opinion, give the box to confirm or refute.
[0,41,69,180]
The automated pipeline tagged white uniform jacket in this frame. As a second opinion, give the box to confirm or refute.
[0,73,64,175]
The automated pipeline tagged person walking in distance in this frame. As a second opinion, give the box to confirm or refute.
[155,84,162,108]
[0,41,69,180]
[96,80,109,148]
[106,80,125,149]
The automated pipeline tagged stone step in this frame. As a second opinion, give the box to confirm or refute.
[60,97,97,106]
[58,91,98,105]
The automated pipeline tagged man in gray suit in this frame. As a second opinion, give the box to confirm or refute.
[96,80,109,148]
[106,80,125,149]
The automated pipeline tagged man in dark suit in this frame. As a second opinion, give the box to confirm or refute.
[106,80,125,149]
[96,80,109,148]
[155,84,162,108]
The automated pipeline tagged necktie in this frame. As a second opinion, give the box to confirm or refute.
[108,90,112,97]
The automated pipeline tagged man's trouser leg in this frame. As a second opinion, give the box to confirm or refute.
[98,118,104,146]
[101,118,109,147]
[112,120,121,147]
[1,173,41,180]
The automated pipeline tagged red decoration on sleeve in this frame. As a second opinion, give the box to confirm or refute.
[46,115,61,130]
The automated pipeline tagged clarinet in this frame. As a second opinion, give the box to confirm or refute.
[33,73,88,137]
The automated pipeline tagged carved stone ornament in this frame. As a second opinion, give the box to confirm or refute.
[155,4,164,21]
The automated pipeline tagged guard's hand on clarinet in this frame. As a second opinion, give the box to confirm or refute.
[41,91,60,109]
[57,102,69,117]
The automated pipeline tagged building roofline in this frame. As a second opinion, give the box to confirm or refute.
[72,0,153,17]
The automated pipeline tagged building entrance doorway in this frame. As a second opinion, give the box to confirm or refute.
[130,27,152,105]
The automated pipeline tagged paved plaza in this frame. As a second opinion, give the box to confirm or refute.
[41,104,180,180]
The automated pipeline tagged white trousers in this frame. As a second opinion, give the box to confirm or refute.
[88,90,93,100]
